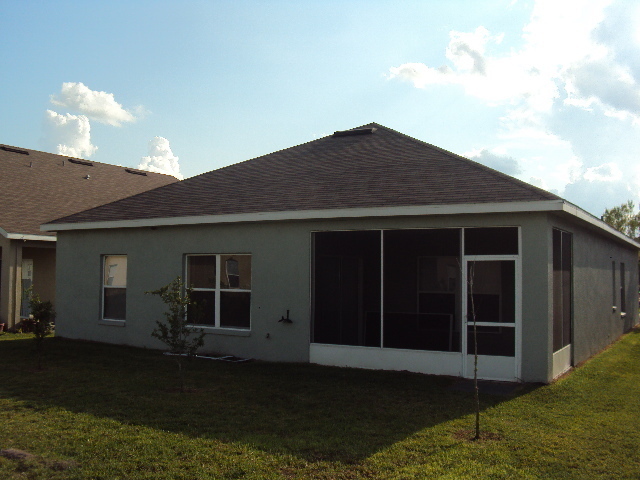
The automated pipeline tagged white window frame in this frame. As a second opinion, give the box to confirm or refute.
[101,254,127,325]
[185,254,252,330]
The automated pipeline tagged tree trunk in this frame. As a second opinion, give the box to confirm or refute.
[177,358,185,393]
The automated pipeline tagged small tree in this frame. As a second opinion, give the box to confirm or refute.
[457,259,482,440]
[147,276,205,393]
[602,200,640,239]
[26,287,55,370]
[467,263,481,441]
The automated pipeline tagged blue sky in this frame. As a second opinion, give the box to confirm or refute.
[2,0,640,216]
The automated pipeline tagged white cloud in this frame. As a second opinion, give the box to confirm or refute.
[137,137,183,179]
[387,0,640,215]
[583,162,623,182]
[50,82,137,127]
[43,110,97,158]
[465,147,522,175]
[387,0,619,127]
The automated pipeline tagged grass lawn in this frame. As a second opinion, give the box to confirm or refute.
[0,329,639,479]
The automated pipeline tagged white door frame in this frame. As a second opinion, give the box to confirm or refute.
[461,254,521,381]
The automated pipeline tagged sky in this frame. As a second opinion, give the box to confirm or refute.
[2,0,640,217]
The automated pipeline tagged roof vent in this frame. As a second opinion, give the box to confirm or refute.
[332,127,377,137]
[1,146,29,155]
[125,168,148,176]
[68,158,93,166]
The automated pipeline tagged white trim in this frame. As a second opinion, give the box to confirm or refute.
[561,202,640,248]
[461,235,522,381]
[98,319,126,327]
[464,355,517,382]
[310,343,463,377]
[0,226,56,241]
[552,344,572,379]
[42,200,565,232]
[190,326,251,336]
[43,199,640,249]
[468,322,516,328]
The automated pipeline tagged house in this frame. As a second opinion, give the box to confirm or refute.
[0,144,178,330]
[42,124,639,383]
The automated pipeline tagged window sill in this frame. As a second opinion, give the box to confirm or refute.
[98,319,126,327]
[188,325,251,337]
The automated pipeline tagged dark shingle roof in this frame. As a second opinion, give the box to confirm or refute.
[0,145,178,236]
[48,123,560,226]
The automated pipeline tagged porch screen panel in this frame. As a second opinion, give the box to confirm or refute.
[384,229,461,352]
[313,231,381,346]
[552,229,572,352]
[466,260,515,357]
[464,227,518,255]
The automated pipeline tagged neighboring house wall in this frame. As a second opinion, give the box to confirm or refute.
[0,238,57,328]
[0,237,22,328]
[549,215,639,367]
[0,236,14,327]
[55,211,566,382]
[23,245,56,305]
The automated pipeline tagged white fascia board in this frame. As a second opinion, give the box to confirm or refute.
[42,199,565,232]
[561,202,640,249]
[0,225,56,241]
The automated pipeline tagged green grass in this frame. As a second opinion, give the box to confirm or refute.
[0,329,639,479]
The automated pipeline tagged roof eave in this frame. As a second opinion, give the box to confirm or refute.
[41,199,640,249]
[42,199,563,230]
[1,226,56,241]
[560,201,640,248]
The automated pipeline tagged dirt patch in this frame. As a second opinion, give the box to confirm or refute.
[1,448,77,471]
[452,429,503,442]
[1,449,35,461]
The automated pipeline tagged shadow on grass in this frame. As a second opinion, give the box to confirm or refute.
[0,336,535,463]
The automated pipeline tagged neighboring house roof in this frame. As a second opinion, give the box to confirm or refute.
[47,123,559,223]
[0,144,178,239]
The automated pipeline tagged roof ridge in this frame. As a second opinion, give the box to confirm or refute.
[367,123,560,201]
[0,143,175,178]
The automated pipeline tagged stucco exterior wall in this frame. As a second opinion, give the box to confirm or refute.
[548,214,639,366]
[55,211,555,381]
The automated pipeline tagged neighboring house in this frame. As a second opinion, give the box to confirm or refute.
[43,124,639,383]
[0,144,178,330]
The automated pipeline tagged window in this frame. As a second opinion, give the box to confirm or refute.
[102,255,127,321]
[612,261,617,310]
[620,262,626,316]
[186,254,251,329]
